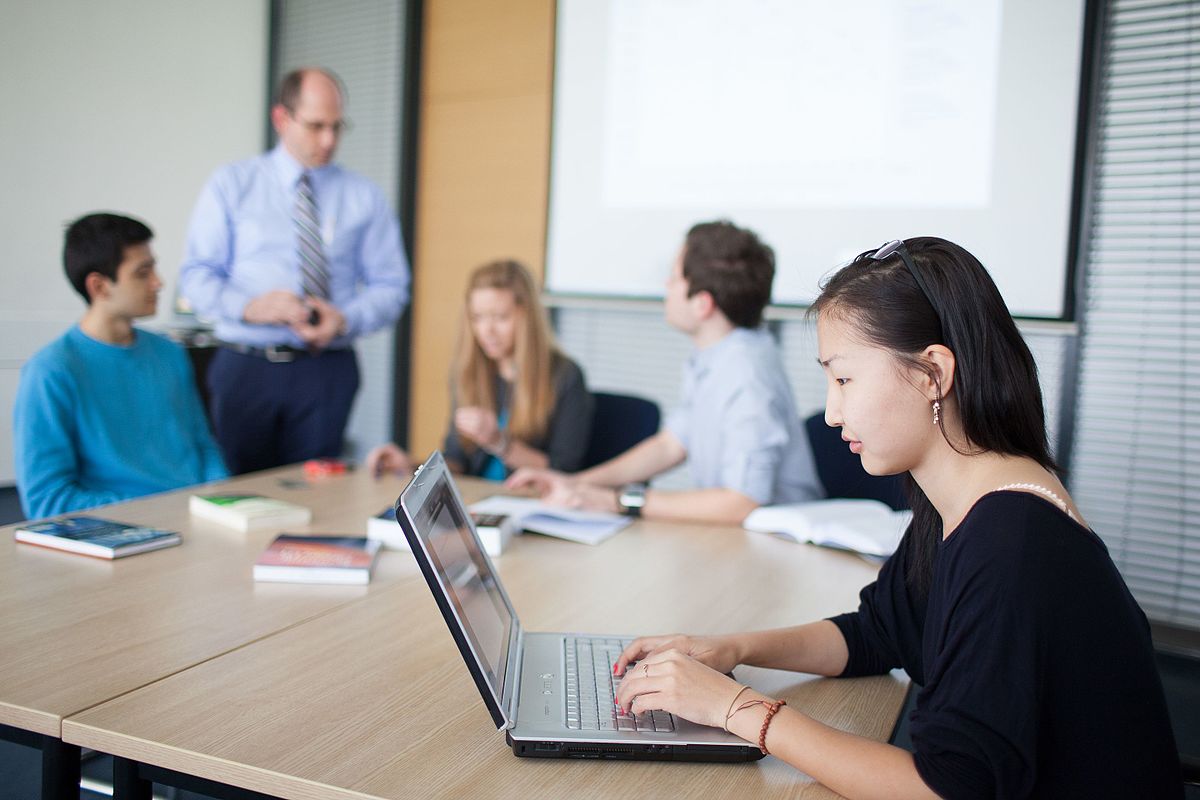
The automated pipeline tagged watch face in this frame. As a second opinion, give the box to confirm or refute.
[619,485,646,515]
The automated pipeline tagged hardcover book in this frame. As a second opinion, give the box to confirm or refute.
[15,516,181,559]
[253,534,382,585]
[189,494,312,532]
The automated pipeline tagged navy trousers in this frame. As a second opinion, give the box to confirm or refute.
[207,347,360,475]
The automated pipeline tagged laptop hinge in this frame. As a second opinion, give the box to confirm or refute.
[502,626,524,730]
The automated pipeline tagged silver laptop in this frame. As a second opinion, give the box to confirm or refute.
[395,451,764,762]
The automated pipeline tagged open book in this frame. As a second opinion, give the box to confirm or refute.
[368,504,516,557]
[743,499,912,558]
[469,495,632,546]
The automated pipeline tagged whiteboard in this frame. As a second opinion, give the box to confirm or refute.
[546,0,1087,318]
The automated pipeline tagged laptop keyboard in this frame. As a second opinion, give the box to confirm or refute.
[563,637,676,732]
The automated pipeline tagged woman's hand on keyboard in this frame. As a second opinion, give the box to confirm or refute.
[613,649,755,731]
[613,634,739,678]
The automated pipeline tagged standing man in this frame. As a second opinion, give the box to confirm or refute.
[508,220,822,525]
[180,67,410,473]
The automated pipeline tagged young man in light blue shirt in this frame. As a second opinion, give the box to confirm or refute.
[508,221,821,525]
[14,214,228,520]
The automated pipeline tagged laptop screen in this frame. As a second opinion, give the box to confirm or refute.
[405,462,514,701]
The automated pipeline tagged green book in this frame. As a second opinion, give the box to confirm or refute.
[189,494,312,532]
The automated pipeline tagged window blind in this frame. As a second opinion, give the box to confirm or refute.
[1071,0,1200,628]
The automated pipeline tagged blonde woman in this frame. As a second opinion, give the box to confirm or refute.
[368,260,593,479]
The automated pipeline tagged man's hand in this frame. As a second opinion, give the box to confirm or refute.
[243,290,310,326]
[506,468,620,513]
[291,296,346,350]
[454,407,502,451]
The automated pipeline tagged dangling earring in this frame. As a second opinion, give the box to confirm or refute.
[932,400,941,427]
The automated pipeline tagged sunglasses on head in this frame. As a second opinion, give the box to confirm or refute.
[860,239,942,326]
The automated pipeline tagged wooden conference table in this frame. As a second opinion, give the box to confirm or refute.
[4,466,908,799]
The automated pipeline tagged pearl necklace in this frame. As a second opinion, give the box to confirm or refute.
[994,482,1078,522]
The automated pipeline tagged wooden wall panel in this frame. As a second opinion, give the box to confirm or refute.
[410,0,555,457]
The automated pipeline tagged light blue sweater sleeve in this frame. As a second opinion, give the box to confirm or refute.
[13,353,124,519]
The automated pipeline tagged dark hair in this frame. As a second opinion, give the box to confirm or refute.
[810,236,1059,594]
[275,67,346,111]
[682,220,775,328]
[63,213,153,303]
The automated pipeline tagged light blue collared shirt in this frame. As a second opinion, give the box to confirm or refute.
[664,327,822,505]
[180,145,410,347]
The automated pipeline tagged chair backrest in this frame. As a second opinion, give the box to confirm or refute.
[583,392,662,469]
[804,413,910,510]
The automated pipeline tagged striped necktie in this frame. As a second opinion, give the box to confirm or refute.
[294,172,330,299]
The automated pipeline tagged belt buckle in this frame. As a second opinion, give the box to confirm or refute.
[264,345,295,363]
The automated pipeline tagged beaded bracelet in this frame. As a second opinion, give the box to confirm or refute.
[726,695,788,753]
[758,699,787,755]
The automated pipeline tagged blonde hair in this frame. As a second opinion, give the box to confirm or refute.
[452,260,561,449]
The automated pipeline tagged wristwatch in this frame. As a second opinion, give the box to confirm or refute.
[617,482,648,517]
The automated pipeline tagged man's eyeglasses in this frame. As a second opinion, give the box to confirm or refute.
[286,110,352,136]
[861,239,942,325]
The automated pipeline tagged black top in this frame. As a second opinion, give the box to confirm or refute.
[442,354,594,477]
[829,491,1181,799]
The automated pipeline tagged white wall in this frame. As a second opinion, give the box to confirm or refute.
[0,1,268,483]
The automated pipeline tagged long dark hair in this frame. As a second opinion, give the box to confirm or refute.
[810,237,1059,594]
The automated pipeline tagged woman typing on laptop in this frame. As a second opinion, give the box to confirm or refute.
[612,238,1180,798]
[368,259,593,481]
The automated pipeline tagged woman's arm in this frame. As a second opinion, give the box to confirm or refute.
[615,650,935,800]
[728,698,938,800]
[614,620,850,679]
[734,620,850,676]
[542,359,594,472]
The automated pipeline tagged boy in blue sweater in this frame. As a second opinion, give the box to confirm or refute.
[14,213,228,520]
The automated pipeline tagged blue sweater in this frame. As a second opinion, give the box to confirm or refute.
[14,326,229,519]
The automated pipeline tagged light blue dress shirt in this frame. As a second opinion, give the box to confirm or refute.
[180,145,410,347]
[664,327,822,505]
[13,327,229,520]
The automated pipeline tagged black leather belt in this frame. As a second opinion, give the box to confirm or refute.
[219,342,347,363]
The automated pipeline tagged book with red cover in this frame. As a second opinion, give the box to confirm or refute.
[253,534,382,585]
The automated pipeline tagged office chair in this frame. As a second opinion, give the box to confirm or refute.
[804,412,909,510]
[582,393,661,469]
